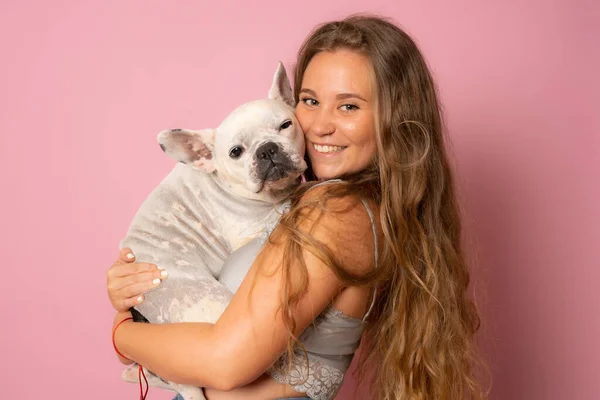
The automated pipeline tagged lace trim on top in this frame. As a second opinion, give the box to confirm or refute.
[269,352,345,400]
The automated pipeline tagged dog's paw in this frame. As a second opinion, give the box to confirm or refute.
[121,364,140,383]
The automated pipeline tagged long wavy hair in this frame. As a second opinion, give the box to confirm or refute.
[271,15,488,399]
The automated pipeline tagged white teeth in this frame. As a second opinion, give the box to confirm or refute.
[314,144,344,153]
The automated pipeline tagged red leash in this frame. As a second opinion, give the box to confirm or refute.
[113,317,149,400]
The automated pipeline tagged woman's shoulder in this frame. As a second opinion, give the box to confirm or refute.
[294,181,379,277]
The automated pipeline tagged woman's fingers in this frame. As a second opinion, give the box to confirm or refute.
[118,278,164,300]
[107,249,169,312]
[118,294,146,311]
[108,265,167,291]
[121,270,165,287]
[119,247,136,263]
[113,274,167,311]
[108,261,158,280]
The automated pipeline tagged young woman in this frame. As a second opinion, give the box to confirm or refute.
[107,15,486,400]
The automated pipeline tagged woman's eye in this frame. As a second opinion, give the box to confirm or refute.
[229,146,244,159]
[279,120,292,130]
[340,104,359,111]
[301,97,319,106]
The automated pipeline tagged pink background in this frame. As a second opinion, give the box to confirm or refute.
[1,1,598,399]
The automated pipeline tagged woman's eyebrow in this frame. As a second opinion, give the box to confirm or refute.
[336,93,368,102]
[300,88,317,96]
[300,88,368,102]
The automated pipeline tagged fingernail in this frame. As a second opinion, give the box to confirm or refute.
[160,270,168,278]
[137,296,144,303]
[157,266,164,270]
[126,253,135,259]
[152,278,161,285]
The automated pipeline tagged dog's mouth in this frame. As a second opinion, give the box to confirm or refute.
[264,164,292,182]
[255,164,303,194]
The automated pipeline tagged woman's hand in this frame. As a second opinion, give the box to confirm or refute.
[106,248,168,312]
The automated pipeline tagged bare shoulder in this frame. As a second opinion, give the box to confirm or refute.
[293,183,379,277]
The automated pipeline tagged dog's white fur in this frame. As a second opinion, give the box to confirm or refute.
[118,63,306,399]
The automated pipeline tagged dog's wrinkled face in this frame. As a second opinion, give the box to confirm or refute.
[214,99,305,199]
[157,62,306,203]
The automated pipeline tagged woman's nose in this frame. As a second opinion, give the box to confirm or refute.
[310,108,335,137]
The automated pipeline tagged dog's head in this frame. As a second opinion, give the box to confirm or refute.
[158,62,306,202]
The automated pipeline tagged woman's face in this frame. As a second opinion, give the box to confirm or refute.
[296,49,378,181]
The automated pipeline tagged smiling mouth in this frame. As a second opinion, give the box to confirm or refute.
[312,143,346,154]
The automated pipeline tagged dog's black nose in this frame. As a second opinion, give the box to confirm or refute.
[256,142,279,160]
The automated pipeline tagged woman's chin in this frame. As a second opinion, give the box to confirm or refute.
[314,171,339,181]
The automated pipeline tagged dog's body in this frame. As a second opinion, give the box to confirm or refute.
[122,162,291,324]
[118,63,306,399]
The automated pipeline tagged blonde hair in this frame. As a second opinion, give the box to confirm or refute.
[273,14,488,399]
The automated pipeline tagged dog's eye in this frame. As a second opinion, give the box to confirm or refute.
[279,120,292,130]
[229,146,244,159]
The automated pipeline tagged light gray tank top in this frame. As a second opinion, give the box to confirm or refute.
[218,180,378,400]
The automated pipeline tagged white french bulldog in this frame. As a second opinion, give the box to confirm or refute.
[118,62,306,400]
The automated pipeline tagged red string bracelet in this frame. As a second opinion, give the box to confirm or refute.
[112,317,149,400]
[112,317,133,359]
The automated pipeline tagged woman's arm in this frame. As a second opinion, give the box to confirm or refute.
[113,194,375,391]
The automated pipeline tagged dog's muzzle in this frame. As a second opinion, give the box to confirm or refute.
[255,142,295,183]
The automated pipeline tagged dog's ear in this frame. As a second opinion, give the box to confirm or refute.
[268,61,294,108]
[157,129,216,173]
